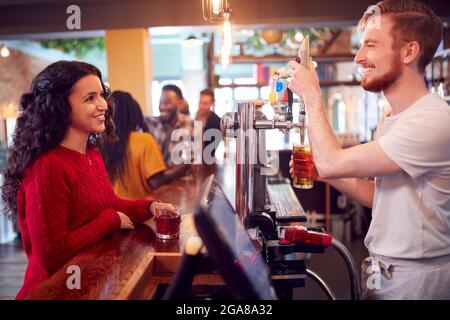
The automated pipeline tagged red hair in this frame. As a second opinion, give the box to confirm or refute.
[358,0,443,71]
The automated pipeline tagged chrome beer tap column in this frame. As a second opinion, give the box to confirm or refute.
[221,100,300,230]
[235,101,256,226]
[219,35,311,228]
[297,35,310,145]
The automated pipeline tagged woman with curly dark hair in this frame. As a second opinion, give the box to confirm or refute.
[1,61,173,299]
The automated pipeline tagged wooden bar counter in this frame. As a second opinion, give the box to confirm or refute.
[28,164,235,300]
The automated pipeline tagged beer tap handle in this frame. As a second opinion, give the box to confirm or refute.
[220,112,238,138]
[286,88,294,122]
[296,35,310,145]
[299,104,306,145]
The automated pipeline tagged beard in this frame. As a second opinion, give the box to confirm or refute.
[160,110,177,123]
[361,54,402,93]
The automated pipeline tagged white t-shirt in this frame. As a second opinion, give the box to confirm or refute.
[365,93,450,259]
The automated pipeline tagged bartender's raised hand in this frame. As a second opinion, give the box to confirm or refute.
[287,57,322,105]
[117,211,134,230]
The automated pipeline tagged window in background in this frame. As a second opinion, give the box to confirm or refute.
[214,87,234,117]
[234,87,259,101]
[218,78,232,86]
[234,77,257,85]
[260,86,270,100]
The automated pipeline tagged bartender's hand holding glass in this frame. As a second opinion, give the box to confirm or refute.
[287,57,321,103]
[289,155,321,182]
[117,211,134,230]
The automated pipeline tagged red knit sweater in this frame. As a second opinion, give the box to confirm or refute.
[15,145,153,299]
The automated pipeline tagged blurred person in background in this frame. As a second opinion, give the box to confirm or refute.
[178,98,190,116]
[195,88,221,159]
[101,91,189,199]
[146,84,193,168]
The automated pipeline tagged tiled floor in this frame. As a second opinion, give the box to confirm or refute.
[0,239,27,300]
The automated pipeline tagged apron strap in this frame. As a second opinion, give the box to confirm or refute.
[362,256,393,280]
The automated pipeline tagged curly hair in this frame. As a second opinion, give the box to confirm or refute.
[1,60,116,220]
[100,91,148,187]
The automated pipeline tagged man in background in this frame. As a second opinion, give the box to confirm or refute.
[195,88,221,159]
[146,84,193,168]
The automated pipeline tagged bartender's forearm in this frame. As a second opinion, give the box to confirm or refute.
[326,178,374,209]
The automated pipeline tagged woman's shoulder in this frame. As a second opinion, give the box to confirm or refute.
[24,147,76,180]
[34,146,72,166]
[130,131,158,145]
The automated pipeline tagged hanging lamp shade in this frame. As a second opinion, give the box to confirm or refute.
[202,0,231,22]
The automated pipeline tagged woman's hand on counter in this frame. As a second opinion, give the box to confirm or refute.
[149,201,178,216]
[142,201,179,228]
[117,211,134,230]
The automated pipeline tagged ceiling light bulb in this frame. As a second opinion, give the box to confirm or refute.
[221,46,230,69]
[212,0,221,15]
[295,31,304,43]
[0,46,10,58]
[223,20,232,48]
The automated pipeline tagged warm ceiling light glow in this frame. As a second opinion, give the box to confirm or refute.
[221,45,230,69]
[202,0,231,22]
[223,20,232,49]
[295,31,304,43]
[212,0,221,14]
[2,102,17,118]
[221,20,232,70]
[0,45,10,58]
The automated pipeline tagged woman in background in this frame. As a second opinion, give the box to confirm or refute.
[101,91,189,199]
[100,91,164,199]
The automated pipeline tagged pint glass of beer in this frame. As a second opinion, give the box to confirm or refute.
[292,143,315,189]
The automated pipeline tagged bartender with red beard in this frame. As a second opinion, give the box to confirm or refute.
[288,0,450,299]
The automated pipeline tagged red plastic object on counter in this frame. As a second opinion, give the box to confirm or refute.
[279,226,332,247]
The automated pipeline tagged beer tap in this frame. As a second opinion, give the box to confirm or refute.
[295,35,310,145]
[258,36,310,135]
[255,67,296,132]
[219,35,312,228]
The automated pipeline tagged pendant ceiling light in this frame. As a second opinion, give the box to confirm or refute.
[202,0,231,22]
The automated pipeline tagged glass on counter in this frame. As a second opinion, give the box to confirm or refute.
[154,203,182,240]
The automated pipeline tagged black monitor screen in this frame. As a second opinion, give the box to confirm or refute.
[194,175,277,300]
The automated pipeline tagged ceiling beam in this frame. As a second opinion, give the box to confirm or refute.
[0,0,449,37]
